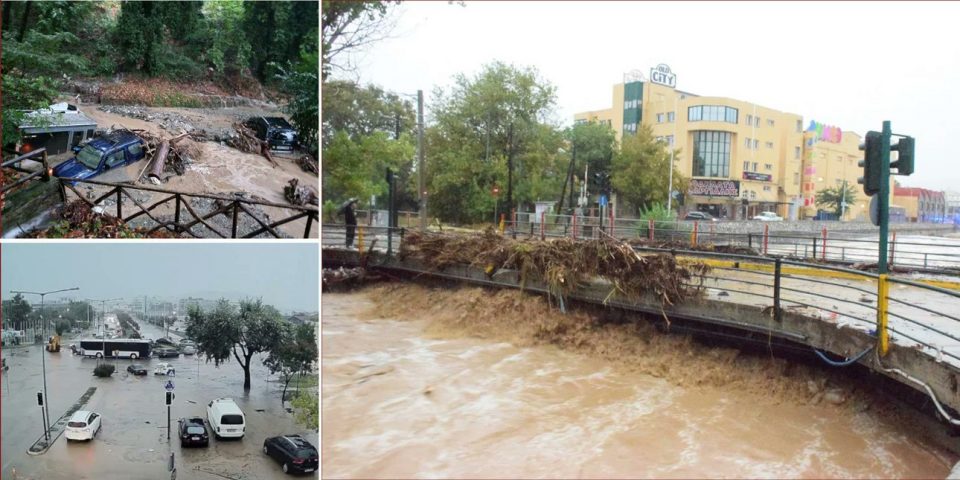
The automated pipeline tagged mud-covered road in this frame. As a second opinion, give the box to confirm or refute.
[322,286,957,478]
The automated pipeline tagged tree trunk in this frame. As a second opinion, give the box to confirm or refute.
[506,123,514,214]
[3,2,12,34]
[281,373,292,407]
[18,0,31,42]
[242,353,253,390]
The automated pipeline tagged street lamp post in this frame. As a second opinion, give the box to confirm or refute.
[11,287,80,443]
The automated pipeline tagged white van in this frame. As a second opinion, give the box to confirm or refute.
[207,398,245,439]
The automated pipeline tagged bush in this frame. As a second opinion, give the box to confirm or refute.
[93,364,115,377]
[636,202,691,241]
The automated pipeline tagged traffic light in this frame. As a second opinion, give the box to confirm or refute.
[857,131,882,196]
[166,391,173,405]
[890,136,915,176]
[37,392,44,406]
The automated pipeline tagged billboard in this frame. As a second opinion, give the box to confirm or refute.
[688,179,740,197]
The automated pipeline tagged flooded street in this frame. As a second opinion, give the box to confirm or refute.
[2,319,317,480]
[322,285,956,478]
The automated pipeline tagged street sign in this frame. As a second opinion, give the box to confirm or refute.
[164,380,175,391]
[599,195,608,207]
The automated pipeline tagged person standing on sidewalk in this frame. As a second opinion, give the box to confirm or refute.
[340,198,358,248]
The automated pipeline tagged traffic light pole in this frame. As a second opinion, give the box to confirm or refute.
[878,121,892,275]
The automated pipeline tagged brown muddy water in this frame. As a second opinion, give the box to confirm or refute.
[322,284,957,478]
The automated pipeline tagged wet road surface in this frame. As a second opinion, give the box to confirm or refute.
[322,287,957,478]
[2,319,317,480]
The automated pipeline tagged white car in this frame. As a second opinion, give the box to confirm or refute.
[752,211,783,221]
[65,410,102,441]
[154,362,176,376]
[181,345,197,355]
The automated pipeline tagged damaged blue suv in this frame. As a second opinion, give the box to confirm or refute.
[53,131,147,185]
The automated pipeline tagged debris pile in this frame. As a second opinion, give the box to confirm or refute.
[98,105,198,133]
[284,178,318,206]
[323,267,375,291]
[400,229,710,308]
[227,122,277,167]
[627,239,759,256]
[297,154,318,175]
[20,200,175,238]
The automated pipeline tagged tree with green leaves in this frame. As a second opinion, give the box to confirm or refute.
[427,61,559,222]
[186,299,287,391]
[291,388,318,429]
[321,1,398,80]
[815,183,858,218]
[114,1,204,78]
[264,323,317,407]
[558,121,617,212]
[611,124,686,213]
[3,294,33,331]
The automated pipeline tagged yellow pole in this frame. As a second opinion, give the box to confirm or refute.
[357,226,364,256]
[877,273,889,356]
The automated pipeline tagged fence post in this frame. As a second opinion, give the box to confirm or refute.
[174,195,181,233]
[812,237,818,259]
[821,227,828,261]
[116,188,122,219]
[748,233,753,249]
[773,258,782,323]
[387,226,393,257]
[648,219,654,241]
[877,274,889,356]
[231,201,239,238]
[304,213,314,239]
[890,231,896,266]
[572,214,578,240]
[511,209,517,239]
[763,224,769,255]
[540,211,546,240]
[691,221,699,246]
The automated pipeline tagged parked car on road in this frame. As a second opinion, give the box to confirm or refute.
[244,116,298,151]
[263,435,318,475]
[752,211,783,222]
[126,364,148,376]
[684,211,717,221]
[178,417,210,447]
[154,362,176,376]
[154,347,179,358]
[52,131,147,185]
[181,345,197,355]
[207,398,245,439]
[65,410,102,441]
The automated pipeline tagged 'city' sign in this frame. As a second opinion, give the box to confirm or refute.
[650,64,676,88]
[688,179,740,197]
[806,120,842,144]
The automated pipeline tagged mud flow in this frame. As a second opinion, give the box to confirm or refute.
[323,284,956,479]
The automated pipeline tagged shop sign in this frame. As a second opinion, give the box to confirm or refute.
[806,120,842,143]
[742,171,772,182]
[649,64,676,88]
[689,179,740,197]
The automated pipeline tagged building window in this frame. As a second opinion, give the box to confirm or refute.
[746,114,753,125]
[754,117,760,127]
[656,113,664,123]
[753,139,759,149]
[692,130,731,178]
[688,105,738,123]
[796,119,803,132]
[794,172,800,185]
[743,161,750,172]
[751,191,757,199]
[767,119,775,127]
[667,112,675,123]
[763,185,772,192]
[794,146,801,159]
[666,135,674,146]
[765,163,773,171]
[765,141,773,149]
[744,137,752,149]
[752,162,758,171]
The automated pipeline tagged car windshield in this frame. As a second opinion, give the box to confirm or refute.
[186,426,205,435]
[75,145,101,169]
[221,414,243,425]
[68,421,87,428]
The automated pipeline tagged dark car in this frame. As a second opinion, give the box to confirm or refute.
[154,347,179,359]
[52,131,147,185]
[684,211,717,221]
[244,116,297,151]
[126,364,147,376]
[178,417,209,447]
[263,435,318,475]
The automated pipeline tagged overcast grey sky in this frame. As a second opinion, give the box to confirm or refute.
[341,1,960,191]
[2,243,318,313]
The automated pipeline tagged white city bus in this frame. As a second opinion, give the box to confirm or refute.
[78,339,152,359]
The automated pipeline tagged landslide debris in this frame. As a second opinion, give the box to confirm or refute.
[20,200,175,238]
[400,228,709,308]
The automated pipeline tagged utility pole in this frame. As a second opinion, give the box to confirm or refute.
[417,90,426,231]
[878,121,892,274]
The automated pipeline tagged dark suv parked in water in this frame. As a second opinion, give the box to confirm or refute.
[244,116,297,151]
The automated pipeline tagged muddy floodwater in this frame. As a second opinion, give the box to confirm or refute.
[322,285,957,478]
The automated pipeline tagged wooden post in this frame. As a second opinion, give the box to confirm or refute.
[540,211,546,240]
[116,188,122,219]
[511,209,517,239]
[648,219,654,241]
[231,201,240,238]
[174,195,181,232]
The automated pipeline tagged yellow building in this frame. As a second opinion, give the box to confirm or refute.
[575,66,805,219]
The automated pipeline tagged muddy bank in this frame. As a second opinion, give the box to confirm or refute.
[323,286,957,478]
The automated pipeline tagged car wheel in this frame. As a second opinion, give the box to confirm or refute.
[282,463,289,474]
[130,353,137,359]
[96,353,103,358]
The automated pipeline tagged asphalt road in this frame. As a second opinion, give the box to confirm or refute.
[1,320,318,480]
